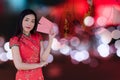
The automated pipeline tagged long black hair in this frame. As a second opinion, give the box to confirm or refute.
[14,9,37,37]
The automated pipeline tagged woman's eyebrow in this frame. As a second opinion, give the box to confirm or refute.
[25,17,35,20]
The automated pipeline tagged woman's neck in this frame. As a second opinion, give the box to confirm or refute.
[23,32,30,36]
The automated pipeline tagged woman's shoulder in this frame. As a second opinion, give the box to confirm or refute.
[9,36,19,48]
[10,36,19,41]
[9,36,19,44]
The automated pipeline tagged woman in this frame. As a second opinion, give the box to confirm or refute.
[9,9,56,80]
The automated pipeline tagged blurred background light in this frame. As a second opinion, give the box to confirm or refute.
[59,44,71,55]
[96,16,107,26]
[84,16,94,27]
[47,54,54,63]
[6,0,27,13]
[97,44,110,58]
[70,36,80,47]
[114,40,120,49]
[111,30,120,39]
[73,50,89,62]
[51,38,61,51]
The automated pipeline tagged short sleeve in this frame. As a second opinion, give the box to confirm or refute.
[9,36,19,48]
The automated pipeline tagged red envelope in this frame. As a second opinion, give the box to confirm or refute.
[36,16,53,34]
[37,24,51,34]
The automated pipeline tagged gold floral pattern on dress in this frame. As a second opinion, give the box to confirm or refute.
[10,33,44,80]
[20,34,40,63]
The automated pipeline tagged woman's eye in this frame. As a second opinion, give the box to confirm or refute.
[25,19,28,21]
[31,20,35,23]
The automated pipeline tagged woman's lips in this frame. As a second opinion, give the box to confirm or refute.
[26,27,31,29]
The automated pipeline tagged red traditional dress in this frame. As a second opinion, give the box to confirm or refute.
[9,32,44,80]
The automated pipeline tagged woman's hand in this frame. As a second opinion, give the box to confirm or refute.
[49,28,56,40]
[39,61,48,67]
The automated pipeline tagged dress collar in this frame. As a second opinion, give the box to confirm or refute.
[23,33,31,37]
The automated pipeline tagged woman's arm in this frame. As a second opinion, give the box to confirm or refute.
[11,46,47,70]
[40,30,56,62]
[40,40,52,61]
[40,40,44,61]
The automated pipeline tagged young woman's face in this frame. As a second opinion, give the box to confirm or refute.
[22,14,35,34]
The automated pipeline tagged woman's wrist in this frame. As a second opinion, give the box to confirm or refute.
[39,61,47,67]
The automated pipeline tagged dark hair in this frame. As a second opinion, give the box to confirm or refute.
[15,9,37,36]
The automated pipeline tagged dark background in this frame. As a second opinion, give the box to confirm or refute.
[0,0,120,80]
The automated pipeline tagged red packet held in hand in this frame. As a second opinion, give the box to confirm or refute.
[37,16,53,34]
